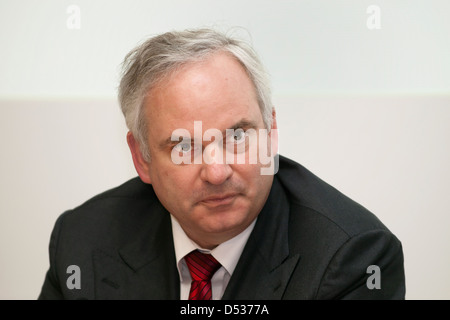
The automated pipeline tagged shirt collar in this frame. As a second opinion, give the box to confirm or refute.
[170,214,256,279]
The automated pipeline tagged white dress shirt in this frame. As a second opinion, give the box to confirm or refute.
[170,215,256,300]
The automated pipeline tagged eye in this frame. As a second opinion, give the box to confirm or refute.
[173,142,192,153]
[231,128,246,144]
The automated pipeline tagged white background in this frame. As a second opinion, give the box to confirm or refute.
[0,0,449,299]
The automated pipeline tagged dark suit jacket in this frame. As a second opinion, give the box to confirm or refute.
[38,155,405,299]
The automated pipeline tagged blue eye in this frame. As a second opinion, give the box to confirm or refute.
[232,129,246,144]
[174,142,192,153]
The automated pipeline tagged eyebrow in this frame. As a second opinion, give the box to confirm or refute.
[158,118,259,149]
[227,119,259,132]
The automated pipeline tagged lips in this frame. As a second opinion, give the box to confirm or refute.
[199,193,239,206]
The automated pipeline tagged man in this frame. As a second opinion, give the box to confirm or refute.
[38,28,405,300]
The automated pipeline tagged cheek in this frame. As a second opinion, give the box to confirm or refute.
[148,162,196,203]
[233,164,265,191]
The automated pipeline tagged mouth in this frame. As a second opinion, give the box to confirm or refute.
[199,193,239,207]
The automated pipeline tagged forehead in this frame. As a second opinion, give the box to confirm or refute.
[144,52,264,139]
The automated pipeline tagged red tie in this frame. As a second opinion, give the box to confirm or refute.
[184,250,221,300]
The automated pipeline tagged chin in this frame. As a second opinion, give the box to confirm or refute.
[200,207,254,235]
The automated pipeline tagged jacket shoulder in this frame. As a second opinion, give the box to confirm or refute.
[79,177,154,206]
[276,155,389,237]
[66,177,157,218]
[54,177,161,248]
[276,156,405,299]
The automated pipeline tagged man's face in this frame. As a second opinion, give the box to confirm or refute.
[137,52,276,248]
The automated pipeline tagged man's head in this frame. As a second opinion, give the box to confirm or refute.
[119,28,278,248]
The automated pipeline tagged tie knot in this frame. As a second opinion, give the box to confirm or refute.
[184,250,221,281]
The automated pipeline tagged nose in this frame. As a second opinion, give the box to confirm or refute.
[200,162,233,185]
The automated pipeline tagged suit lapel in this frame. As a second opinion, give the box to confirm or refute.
[222,177,300,299]
[93,198,180,299]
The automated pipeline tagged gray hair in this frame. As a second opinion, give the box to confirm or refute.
[118,28,273,161]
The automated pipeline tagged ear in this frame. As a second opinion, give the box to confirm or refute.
[269,108,279,156]
[126,131,152,184]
